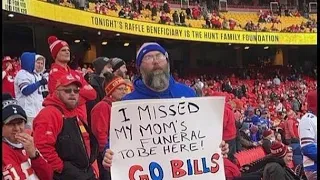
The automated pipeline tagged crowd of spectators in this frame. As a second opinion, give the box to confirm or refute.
[2,33,317,180]
[46,0,317,32]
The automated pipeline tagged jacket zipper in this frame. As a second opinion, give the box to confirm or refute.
[75,119,90,171]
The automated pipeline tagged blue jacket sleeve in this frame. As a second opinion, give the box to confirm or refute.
[21,81,41,96]
[102,138,110,157]
[301,144,317,162]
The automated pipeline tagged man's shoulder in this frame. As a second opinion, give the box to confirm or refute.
[88,74,101,86]
[92,99,112,110]
[36,106,62,119]
[300,113,317,124]
[14,70,33,83]
[15,69,30,77]
[174,81,193,90]
[2,142,24,162]
[122,90,144,100]
[265,161,284,170]
[171,82,196,96]
[2,142,14,152]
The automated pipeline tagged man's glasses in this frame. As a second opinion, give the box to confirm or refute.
[142,53,166,63]
[57,88,80,94]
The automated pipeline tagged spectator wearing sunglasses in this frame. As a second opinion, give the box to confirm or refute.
[2,93,53,180]
[90,72,127,180]
[47,35,97,124]
[32,75,99,179]
[14,52,48,130]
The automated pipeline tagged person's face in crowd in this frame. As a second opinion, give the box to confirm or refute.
[115,65,127,78]
[101,64,113,76]
[35,58,44,73]
[140,51,170,91]
[111,84,126,101]
[56,46,70,63]
[56,84,80,109]
[255,109,261,116]
[276,133,282,142]
[283,151,293,164]
[2,119,25,144]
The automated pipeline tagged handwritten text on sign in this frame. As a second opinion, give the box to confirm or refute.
[110,97,226,180]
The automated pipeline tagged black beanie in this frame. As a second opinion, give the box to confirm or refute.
[111,58,126,72]
[92,57,111,75]
[2,95,27,125]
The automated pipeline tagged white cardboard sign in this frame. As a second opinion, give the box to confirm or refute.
[110,97,225,180]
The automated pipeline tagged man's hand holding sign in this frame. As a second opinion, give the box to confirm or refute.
[104,97,227,179]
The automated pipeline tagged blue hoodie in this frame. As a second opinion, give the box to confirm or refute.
[21,52,36,73]
[102,75,196,154]
[19,52,41,96]
[122,76,196,100]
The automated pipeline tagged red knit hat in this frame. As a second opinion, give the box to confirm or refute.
[48,36,69,59]
[105,77,126,96]
[270,142,288,158]
[263,129,274,138]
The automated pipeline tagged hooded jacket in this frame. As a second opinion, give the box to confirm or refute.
[14,52,44,118]
[33,94,92,173]
[86,57,111,127]
[211,92,237,141]
[263,157,300,180]
[122,76,196,100]
[34,54,49,96]
[48,63,97,122]
[86,73,105,127]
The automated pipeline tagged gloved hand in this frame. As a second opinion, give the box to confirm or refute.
[39,78,48,85]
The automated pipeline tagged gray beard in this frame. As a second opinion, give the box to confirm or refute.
[142,69,170,92]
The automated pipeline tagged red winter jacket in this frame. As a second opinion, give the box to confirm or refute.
[91,97,113,152]
[48,63,96,122]
[284,118,299,139]
[223,103,237,141]
[211,92,237,141]
[2,70,16,97]
[2,141,53,180]
[33,94,92,173]
[224,158,241,180]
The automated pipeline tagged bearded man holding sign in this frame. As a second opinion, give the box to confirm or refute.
[103,43,229,179]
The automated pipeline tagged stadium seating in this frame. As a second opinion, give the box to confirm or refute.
[56,1,317,32]
[309,14,317,21]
